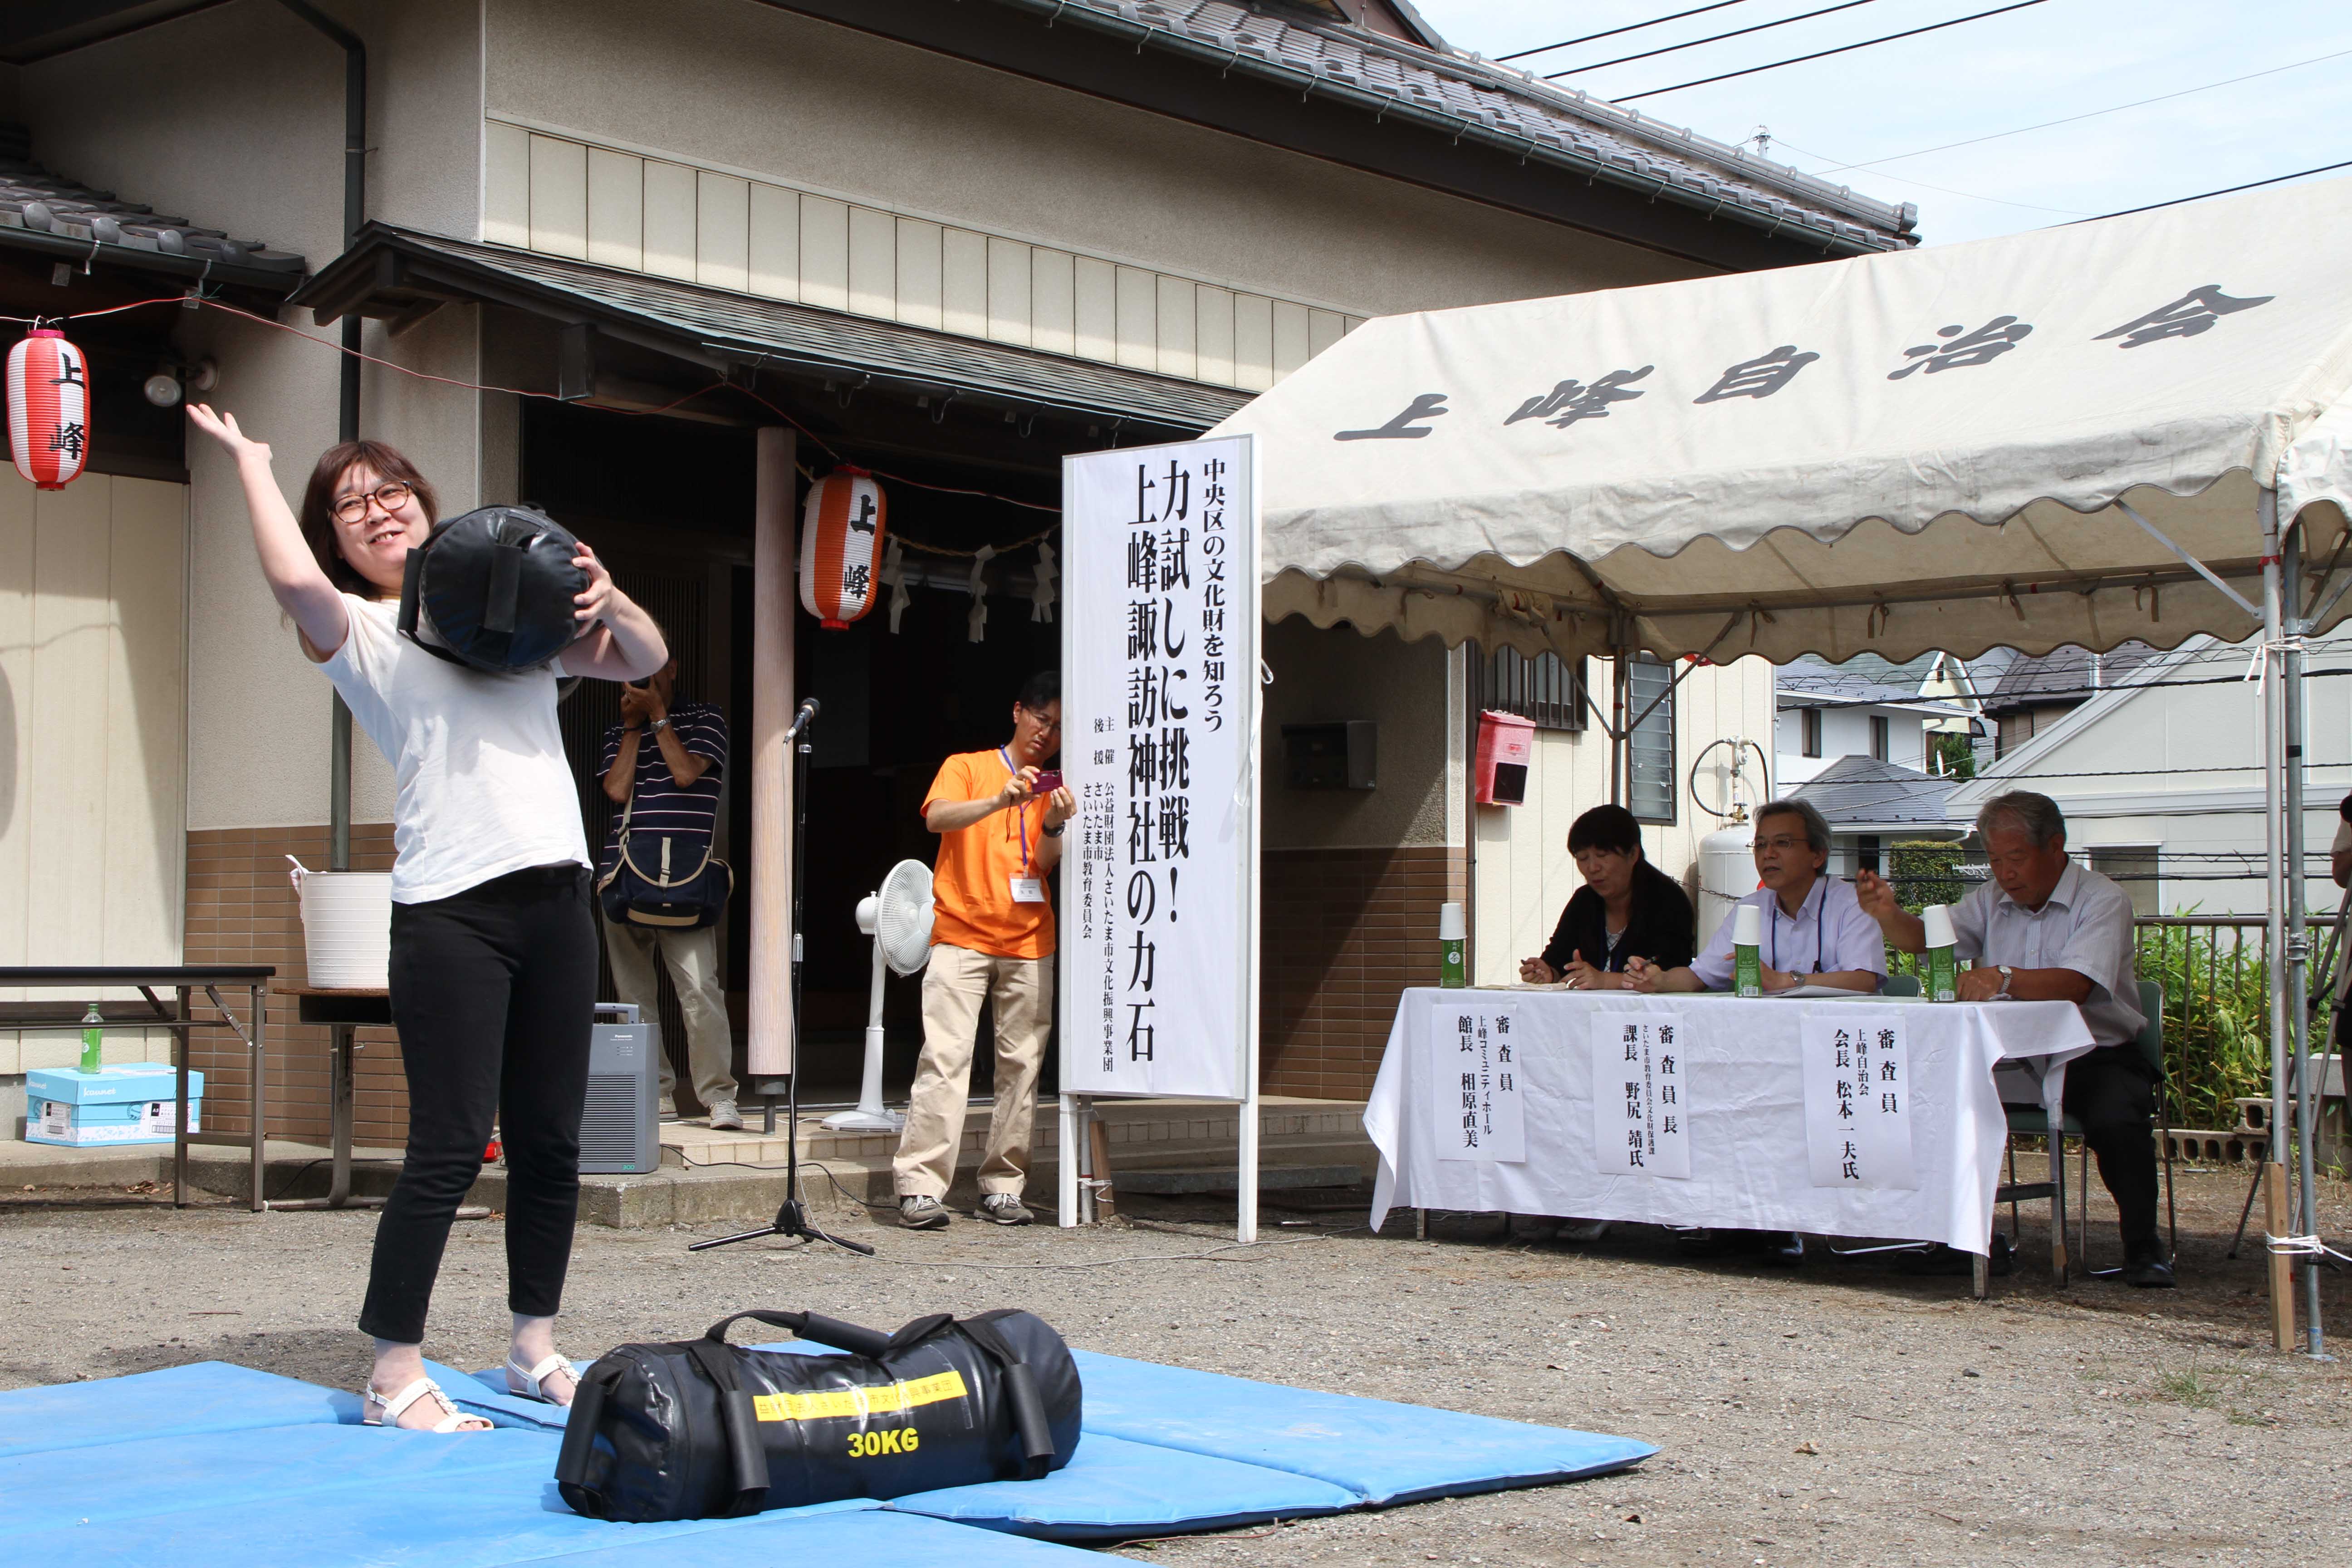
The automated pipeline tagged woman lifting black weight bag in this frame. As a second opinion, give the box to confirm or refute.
[555,1307,1082,1521]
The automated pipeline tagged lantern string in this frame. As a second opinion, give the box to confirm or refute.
[23,293,1070,529]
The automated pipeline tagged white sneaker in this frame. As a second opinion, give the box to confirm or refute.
[707,1099,745,1132]
[658,1094,680,1121]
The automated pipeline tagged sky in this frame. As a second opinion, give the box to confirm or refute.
[1409,0,2352,245]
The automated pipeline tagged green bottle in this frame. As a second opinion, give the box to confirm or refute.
[1438,902,1466,989]
[1923,904,1959,1003]
[1732,904,1763,998]
[79,1003,103,1072]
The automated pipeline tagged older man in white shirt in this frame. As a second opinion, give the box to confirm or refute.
[1857,790,2167,1288]
[1630,799,1886,996]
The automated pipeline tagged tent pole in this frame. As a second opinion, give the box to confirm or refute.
[2281,517,2328,1358]
[2259,495,2295,1352]
[1610,617,1632,806]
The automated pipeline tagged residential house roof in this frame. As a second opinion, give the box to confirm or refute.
[1789,755,1965,833]
[978,0,1916,257]
[1974,642,2161,710]
[0,121,306,294]
[1775,655,1971,715]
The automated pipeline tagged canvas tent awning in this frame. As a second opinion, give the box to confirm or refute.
[1212,177,2352,665]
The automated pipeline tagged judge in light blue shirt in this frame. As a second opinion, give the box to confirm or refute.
[1628,799,1886,996]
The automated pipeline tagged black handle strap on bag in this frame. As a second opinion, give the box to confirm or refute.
[682,1334,770,1518]
[552,1360,622,1512]
[959,1311,1059,1480]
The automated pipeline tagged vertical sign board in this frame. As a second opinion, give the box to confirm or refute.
[1058,436,1260,1238]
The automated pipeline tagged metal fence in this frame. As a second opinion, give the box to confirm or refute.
[1886,912,2323,1133]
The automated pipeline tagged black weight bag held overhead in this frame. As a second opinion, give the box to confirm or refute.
[554,1307,1081,1523]
[398,504,588,673]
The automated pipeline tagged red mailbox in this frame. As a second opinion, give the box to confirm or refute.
[1475,710,1536,806]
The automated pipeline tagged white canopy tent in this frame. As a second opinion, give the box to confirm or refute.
[1213,176,2352,1350]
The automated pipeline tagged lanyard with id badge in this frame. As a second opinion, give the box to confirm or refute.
[1000,747,1047,904]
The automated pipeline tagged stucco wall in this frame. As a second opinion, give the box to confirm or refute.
[1262,619,1451,851]
[483,0,1705,318]
[16,0,489,833]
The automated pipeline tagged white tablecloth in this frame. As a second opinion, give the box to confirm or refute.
[1364,989,2096,1255]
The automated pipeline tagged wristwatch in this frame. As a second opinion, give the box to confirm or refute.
[647,717,672,736]
[1994,965,2015,999]
[1041,821,1065,838]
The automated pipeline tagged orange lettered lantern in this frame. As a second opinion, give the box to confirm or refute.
[799,466,886,629]
[9,328,90,490]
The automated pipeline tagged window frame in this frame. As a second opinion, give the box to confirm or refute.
[1799,706,1822,758]
[1869,714,1890,762]
[1627,655,1677,824]
[1484,647,1588,732]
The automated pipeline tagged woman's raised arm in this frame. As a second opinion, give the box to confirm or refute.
[187,404,349,656]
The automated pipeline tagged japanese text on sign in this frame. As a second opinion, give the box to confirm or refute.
[1799,1012,1916,1191]
[1433,1004,1525,1163]
[1063,437,1256,1100]
[1587,1012,1691,1180]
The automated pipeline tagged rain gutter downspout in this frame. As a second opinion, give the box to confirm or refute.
[278,0,365,873]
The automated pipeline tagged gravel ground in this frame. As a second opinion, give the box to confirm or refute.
[5,1165,2350,1566]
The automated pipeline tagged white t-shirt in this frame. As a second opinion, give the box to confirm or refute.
[317,595,589,904]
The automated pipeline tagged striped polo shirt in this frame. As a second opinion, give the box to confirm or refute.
[598,702,727,877]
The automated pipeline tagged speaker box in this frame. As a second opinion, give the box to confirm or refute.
[581,1003,662,1175]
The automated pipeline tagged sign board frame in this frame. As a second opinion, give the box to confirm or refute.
[1055,434,1261,1241]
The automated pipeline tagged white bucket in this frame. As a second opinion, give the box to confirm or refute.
[296,869,393,989]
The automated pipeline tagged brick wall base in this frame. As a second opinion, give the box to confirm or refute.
[1261,846,1450,1101]
[185,826,407,1148]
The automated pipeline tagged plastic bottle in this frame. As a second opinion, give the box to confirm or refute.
[78,1003,103,1073]
[1438,902,1466,989]
[1732,903,1763,999]
[1922,904,1959,1003]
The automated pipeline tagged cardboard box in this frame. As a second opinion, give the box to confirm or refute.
[28,1095,201,1146]
[25,1064,202,1106]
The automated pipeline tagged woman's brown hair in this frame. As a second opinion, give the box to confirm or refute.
[298,440,439,598]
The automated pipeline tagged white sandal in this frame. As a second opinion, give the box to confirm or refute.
[505,1352,578,1406]
[363,1377,490,1433]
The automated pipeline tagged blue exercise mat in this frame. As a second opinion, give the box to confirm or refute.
[0,1361,357,1459]
[1071,1348,1657,1506]
[887,1430,1357,1540]
[442,1359,577,1431]
[461,1509,1107,1566]
[7,1425,557,1530]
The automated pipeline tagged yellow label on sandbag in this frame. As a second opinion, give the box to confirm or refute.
[751,1368,969,1423]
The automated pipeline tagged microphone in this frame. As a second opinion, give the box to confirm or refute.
[788,697,821,738]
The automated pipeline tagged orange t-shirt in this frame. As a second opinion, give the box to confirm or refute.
[924,749,1054,960]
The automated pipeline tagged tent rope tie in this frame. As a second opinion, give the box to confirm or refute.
[2265,1232,2351,1264]
[2244,633,2307,694]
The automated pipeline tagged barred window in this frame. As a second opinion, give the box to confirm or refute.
[1484,647,1588,732]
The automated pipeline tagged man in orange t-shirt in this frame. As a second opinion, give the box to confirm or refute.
[893,670,1074,1228]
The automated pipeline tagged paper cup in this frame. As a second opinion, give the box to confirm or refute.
[1438,901,1466,942]
[1732,902,1763,947]
[1921,903,1956,949]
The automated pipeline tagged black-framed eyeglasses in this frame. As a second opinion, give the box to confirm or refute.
[332,480,414,524]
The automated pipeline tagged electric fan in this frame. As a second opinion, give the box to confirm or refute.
[822,858,934,1130]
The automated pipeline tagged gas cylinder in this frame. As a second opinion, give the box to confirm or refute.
[1696,819,1758,950]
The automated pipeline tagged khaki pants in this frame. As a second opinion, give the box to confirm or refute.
[602,917,738,1108]
[893,943,1052,1200]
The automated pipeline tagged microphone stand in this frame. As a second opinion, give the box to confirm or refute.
[691,699,874,1257]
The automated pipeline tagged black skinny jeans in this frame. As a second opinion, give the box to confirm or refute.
[2061,1044,2163,1257]
[358,864,597,1345]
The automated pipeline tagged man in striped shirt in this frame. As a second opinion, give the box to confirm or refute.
[599,657,739,1128]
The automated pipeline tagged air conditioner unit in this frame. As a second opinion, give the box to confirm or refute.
[580,1002,661,1175]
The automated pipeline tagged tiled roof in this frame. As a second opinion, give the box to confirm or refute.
[983,0,1915,255]
[1980,642,2160,706]
[1777,655,1970,712]
[0,122,305,279]
[1790,755,1963,830]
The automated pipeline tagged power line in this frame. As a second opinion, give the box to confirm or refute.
[1543,0,1885,79]
[1612,0,2049,103]
[1496,1,1754,61]
[1768,137,2093,214]
[1800,46,2352,174]
[2081,157,2352,222]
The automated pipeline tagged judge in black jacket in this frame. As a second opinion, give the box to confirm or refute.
[1519,804,1696,989]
